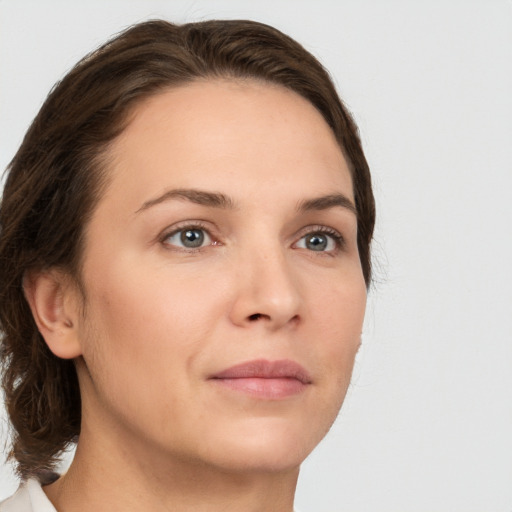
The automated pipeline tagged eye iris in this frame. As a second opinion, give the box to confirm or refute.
[180,229,204,248]
[306,233,328,251]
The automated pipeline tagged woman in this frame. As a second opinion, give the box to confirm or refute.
[0,19,374,511]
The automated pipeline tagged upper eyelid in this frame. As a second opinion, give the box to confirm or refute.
[160,220,215,237]
[292,225,346,252]
[293,224,344,240]
[157,221,218,247]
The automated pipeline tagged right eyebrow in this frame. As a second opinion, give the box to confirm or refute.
[135,188,237,214]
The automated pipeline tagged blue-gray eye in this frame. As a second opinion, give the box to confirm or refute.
[296,232,338,252]
[165,228,211,248]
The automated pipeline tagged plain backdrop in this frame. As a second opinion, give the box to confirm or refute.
[1,1,511,511]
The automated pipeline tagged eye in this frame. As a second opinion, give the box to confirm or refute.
[163,226,213,249]
[295,229,343,252]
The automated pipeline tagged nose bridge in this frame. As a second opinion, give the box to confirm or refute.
[230,234,302,328]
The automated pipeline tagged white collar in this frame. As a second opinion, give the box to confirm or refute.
[1,478,302,512]
[0,479,56,512]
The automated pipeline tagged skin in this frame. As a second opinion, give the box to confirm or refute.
[27,80,367,512]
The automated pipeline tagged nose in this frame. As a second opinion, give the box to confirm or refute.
[228,246,302,330]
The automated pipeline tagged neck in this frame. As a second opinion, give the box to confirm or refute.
[44,420,299,512]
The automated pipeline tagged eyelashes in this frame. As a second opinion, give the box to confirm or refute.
[163,225,213,249]
[160,221,217,251]
[160,222,345,255]
[294,227,345,253]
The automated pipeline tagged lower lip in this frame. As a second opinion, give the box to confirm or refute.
[211,377,307,399]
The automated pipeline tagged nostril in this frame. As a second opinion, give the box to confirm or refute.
[248,313,262,321]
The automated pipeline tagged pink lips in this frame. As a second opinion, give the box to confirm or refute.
[210,359,312,399]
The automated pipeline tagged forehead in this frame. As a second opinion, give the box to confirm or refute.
[99,79,353,210]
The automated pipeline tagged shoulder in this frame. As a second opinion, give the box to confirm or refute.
[0,479,57,512]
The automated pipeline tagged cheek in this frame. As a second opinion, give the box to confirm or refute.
[78,258,228,377]
[308,272,366,389]
[312,266,366,337]
[75,261,228,436]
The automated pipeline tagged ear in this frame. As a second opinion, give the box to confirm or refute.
[23,269,83,359]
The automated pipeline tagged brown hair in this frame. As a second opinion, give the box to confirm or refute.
[0,19,375,479]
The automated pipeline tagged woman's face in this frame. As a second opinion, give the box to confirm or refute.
[73,80,366,473]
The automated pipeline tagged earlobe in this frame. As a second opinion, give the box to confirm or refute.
[23,270,83,359]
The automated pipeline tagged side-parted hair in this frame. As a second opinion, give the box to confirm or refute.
[0,19,375,479]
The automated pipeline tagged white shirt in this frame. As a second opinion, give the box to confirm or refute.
[0,479,302,511]
[0,479,56,512]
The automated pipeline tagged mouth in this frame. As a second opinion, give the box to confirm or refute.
[209,359,312,399]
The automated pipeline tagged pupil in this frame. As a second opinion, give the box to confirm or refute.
[181,229,204,248]
[307,234,327,251]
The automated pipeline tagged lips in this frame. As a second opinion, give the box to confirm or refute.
[209,359,312,399]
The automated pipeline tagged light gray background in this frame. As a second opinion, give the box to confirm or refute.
[1,1,511,510]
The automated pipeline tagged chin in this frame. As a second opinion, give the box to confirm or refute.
[199,416,326,474]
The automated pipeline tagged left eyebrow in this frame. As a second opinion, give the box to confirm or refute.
[297,193,357,216]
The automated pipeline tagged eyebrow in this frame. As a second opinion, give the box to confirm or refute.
[297,193,357,216]
[135,188,236,213]
[136,188,357,216]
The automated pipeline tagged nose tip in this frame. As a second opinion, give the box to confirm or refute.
[229,253,302,330]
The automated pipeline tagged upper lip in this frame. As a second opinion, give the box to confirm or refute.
[210,359,312,384]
